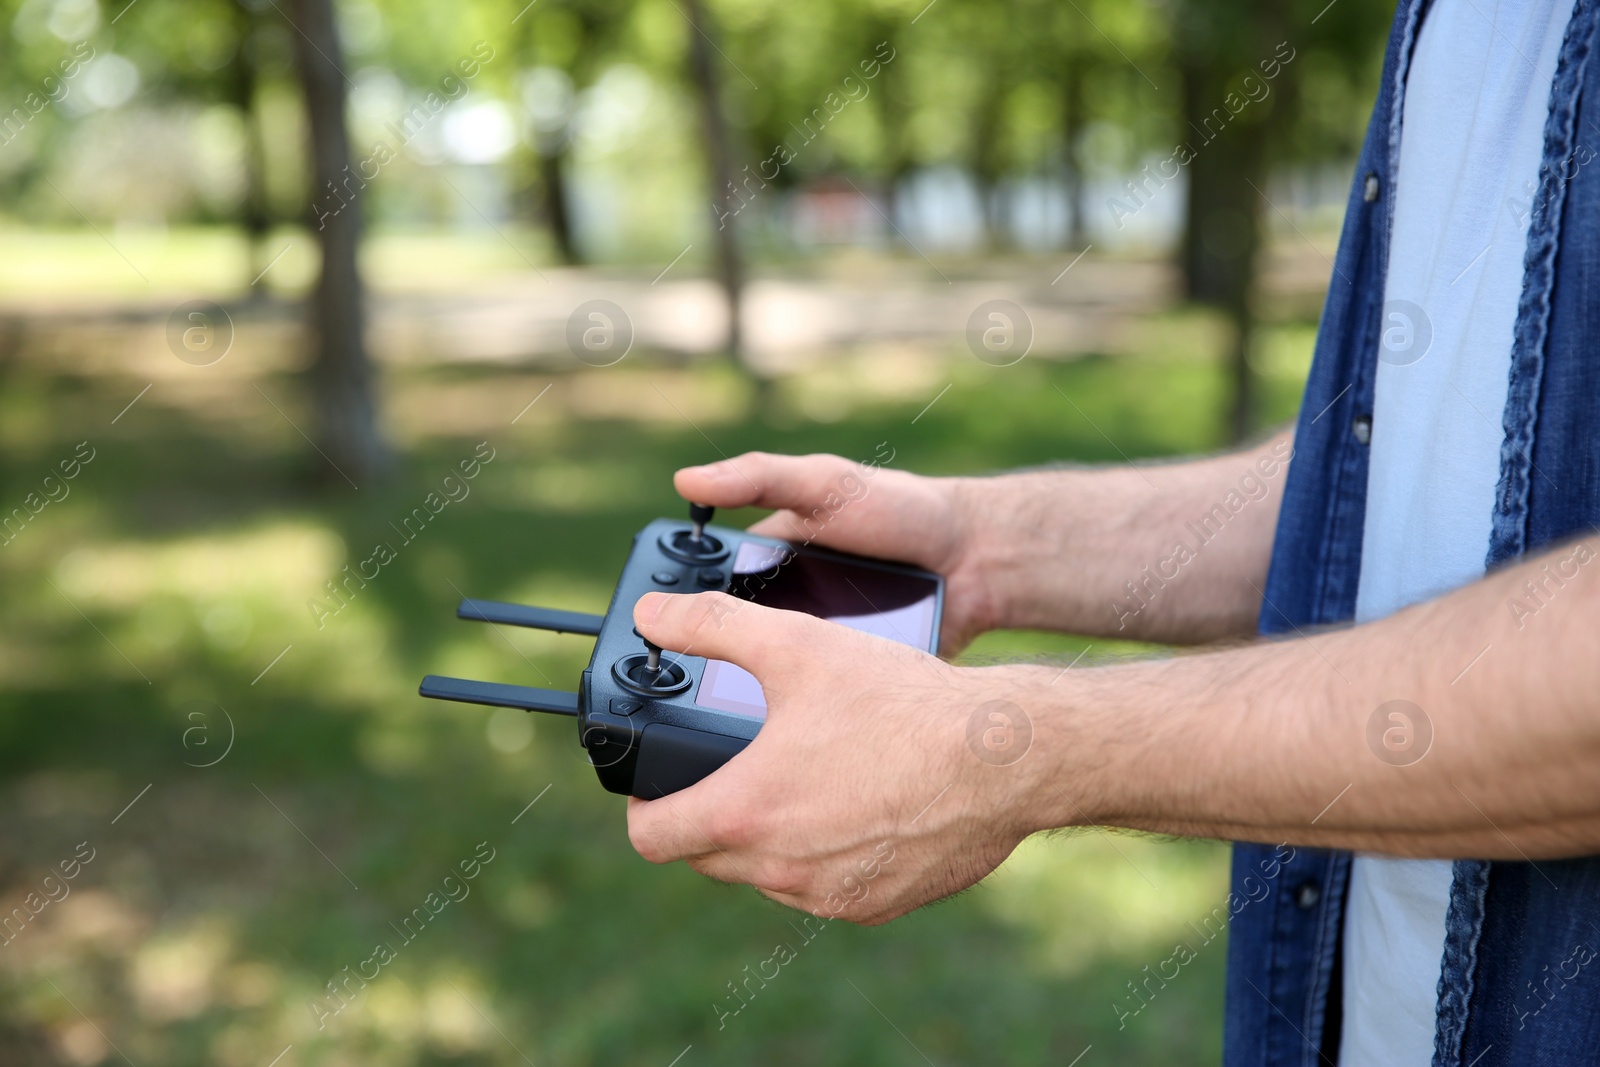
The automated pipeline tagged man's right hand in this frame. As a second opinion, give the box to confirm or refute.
[676,433,1294,649]
[672,452,998,653]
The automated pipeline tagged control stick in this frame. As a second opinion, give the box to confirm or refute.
[642,638,663,678]
[689,502,714,544]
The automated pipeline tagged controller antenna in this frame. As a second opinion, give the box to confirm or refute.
[688,502,714,544]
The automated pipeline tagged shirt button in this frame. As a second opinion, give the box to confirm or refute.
[1364,173,1380,202]
[1295,882,1321,909]
[1352,414,1372,445]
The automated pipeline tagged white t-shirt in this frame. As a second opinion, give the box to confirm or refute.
[1340,0,1575,1064]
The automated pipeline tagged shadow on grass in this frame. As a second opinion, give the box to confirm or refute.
[0,342,1305,1066]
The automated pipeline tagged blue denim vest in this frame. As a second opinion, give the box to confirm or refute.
[1223,1,1600,1064]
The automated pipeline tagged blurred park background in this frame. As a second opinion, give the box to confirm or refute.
[0,0,1396,1063]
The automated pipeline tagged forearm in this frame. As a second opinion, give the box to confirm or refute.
[956,432,1293,644]
[1010,537,1600,859]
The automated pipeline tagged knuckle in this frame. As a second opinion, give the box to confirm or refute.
[627,817,666,864]
[732,451,773,484]
[705,805,754,850]
[806,452,851,480]
[756,860,806,895]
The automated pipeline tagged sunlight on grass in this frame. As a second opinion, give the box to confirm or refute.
[984,833,1232,978]
[0,252,1320,1064]
[53,523,343,611]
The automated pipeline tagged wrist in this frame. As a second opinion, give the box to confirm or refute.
[948,662,1108,841]
[947,468,1113,638]
[983,659,1160,839]
[944,474,1009,635]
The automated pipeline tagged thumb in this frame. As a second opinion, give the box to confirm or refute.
[633,591,813,681]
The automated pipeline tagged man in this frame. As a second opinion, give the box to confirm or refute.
[627,0,1600,1063]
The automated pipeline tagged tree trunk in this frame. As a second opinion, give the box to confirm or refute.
[875,30,914,249]
[288,0,389,484]
[515,4,582,268]
[681,0,744,363]
[230,1,271,298]
[537,147,580,265]
[1175,1,1285,444]
[1179,57,1268,443]
[1062,62,1088,249]
[1178,63,1269,310]
[971,83,1008,251]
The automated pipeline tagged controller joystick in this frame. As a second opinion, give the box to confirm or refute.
[659,501,729,563]
[612,636,691,695]
[688,503,714,544]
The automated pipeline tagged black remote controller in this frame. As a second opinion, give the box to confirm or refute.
[419,503,944,798]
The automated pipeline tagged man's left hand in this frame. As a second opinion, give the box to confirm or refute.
[626,590,1043,924]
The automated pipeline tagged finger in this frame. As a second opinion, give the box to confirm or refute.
[688,851,813,900]
[626,593,837,867]
[627,793,722,866]
[747,509,830,542]
[674,452,866,513]
[686,852,759,887]
[633,590,822,679]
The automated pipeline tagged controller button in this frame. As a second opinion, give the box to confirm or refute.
[652,571,679,586]
[697,568,725,587]
[613,699,643,717]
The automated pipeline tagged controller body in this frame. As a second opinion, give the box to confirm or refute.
[421,516,943,799]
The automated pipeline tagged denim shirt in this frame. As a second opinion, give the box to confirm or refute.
[1223,1,1600,1064]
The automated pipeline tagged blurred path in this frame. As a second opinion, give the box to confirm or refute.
[0,244,1334,376]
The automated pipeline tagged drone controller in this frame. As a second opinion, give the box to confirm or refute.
[419,502,944,798]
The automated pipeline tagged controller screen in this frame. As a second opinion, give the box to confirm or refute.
[695,542,938,719]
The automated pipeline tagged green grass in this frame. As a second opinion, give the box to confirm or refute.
[0,323,1311,1066]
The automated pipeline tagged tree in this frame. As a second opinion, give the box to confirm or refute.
[228,0,274,296]
[512,10,585,266]
[286,0,390,484]
[681,0,744,361]
[1172,0,1289,443]
[1061,60,1090,249]
[533,109,581,264]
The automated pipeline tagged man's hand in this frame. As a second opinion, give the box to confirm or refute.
[625,590,1037,924]
[674,453,997,652]
[674,438,1295,649]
